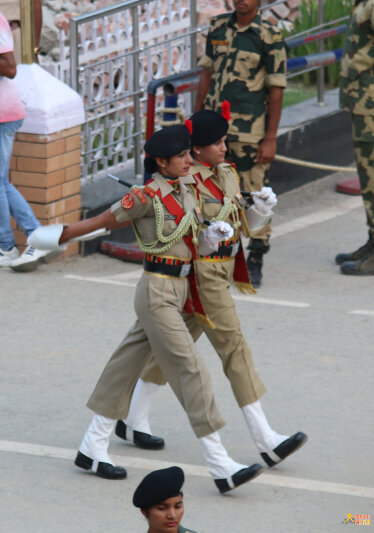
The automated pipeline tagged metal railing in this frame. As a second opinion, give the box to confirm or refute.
[48,0,349,184]
[66,0,199,182]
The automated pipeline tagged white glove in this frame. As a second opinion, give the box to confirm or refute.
[251,186,277,215]
[199,221,234,256]
[245,205,272,232]
[27,224,65,251]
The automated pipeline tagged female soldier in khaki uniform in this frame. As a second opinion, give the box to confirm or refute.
[119,109,307,469]
[29,124,264,493]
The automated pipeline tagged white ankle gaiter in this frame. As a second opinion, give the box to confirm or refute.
[242,400,288,453]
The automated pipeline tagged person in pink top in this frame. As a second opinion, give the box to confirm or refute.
[0,12,58,270]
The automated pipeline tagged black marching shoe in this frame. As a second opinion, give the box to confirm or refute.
[214,463,264,494]
[340,247,374,275]
[335,238,374,265]
[74,451,127,479]
[260,432,308,467]
[115,420,165,450]
[246,251,263,288]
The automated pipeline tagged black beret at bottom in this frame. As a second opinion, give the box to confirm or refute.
[133,466,184,509]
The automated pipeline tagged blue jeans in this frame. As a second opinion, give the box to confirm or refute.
[0,119,40,250]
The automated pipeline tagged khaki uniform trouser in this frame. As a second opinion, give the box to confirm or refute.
[141,259,266,407]
[87,272,225,438]
[226,140,271,247]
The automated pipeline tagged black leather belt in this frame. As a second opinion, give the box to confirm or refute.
[144,256,191,278]
[200,239,240,260]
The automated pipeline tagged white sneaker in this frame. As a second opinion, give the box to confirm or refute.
[0,246,19,267]
[10,245,61,272]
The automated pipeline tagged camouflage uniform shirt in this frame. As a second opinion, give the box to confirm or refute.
[198,11,287,143]
[340,0,374,117]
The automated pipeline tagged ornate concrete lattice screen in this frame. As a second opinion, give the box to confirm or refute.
[68,0,197,182]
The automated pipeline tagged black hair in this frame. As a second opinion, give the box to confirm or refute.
[144,156,158,174]
[144,155,171,175]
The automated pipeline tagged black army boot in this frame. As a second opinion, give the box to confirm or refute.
[335,236,374,265]
[340,246,374,275]
[247,251,263,288]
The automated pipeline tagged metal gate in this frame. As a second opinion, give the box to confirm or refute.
[68,0,199,182]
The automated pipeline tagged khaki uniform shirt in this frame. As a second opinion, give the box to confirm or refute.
[340,0,374,116]
[111,173,198,260]
[198,11,287,143]
[192,159,250,238]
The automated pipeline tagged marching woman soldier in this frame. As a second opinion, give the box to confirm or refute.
[117,106,308,469]
[29,124,264,493]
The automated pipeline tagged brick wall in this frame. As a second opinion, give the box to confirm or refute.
[9,125,82,256]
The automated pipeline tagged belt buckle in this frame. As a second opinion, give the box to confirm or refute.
[231,242,240,257]
[180,263,191,277]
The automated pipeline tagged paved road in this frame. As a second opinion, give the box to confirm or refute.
[1,172,373,533]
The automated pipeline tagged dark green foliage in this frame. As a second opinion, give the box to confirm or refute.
[283,0,354,87]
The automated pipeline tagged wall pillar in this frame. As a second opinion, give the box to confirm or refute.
[12,63,85,256]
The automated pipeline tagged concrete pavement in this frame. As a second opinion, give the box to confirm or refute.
[1,171,373,533]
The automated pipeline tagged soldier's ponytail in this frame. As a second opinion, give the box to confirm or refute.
[144,156,158,174]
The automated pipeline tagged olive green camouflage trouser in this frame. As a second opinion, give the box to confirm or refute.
[226,140,271,254]
[352,114,374,238]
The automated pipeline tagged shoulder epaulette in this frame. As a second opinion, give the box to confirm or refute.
[211,12,232,24]
[131,186,148,204]
[228,164,241,184]
[143,185,157,198]
[262,19,283,40]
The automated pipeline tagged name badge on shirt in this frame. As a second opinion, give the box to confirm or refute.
[205,198,221,203]
[212,40,229,45]
[164,214,177,220]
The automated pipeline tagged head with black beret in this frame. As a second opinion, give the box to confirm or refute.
[133,466,184,509]
[144,124,191,175]
[134,467,185,533]
[190,109,229,147]
[190,102,231,168]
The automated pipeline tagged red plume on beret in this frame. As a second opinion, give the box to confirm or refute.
[221,100,231,122]
[184,119,193,134]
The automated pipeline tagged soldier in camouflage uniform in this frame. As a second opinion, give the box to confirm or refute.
[194,0,287,287]
[336,0,374,275]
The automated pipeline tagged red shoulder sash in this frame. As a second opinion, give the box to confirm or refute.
[194,172,224,203]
